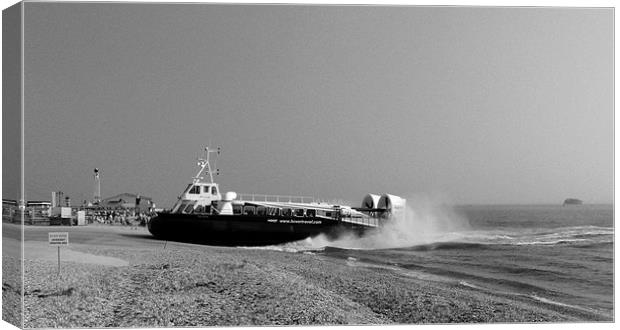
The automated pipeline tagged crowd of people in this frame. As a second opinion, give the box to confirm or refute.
[89,209,157,226]
[1,203,160,227]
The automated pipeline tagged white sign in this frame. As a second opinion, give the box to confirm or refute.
[76,211,86,226]
[49,232,69,245]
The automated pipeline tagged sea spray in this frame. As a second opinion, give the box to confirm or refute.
[256,203,611,252]
[303,194,471,250]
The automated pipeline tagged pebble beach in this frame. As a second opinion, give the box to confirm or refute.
[2,222,610,328]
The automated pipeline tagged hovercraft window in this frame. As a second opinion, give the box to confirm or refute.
[316,210,333,218]
[183,203,196,213]
[282,208,292,217]
[189,185,201,194]
[233,205,243,215]
[175,203,187,213]
[175,202,192,213]
[212,186,218,195]
[256,206,267,216]
[203,186,210,194]
[306,209,316,217]
[294,209,305,217]
[267,208,280,216]
[243,206,255,215]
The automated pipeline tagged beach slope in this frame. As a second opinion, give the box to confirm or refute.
[4,223,608,328]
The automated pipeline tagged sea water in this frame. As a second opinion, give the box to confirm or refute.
[267,204,614,318]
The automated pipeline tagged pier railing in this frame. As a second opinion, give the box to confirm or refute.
[237,193,316,204]
[28,208,51,225]
[1,207,51,225]
[2,207,14,222]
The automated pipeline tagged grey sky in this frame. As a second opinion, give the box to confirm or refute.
[17,3,613,206]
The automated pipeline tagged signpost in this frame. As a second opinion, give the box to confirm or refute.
[49,232,69,275]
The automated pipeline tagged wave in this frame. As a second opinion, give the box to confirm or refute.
[457,281,600,316]
[338,254,574,299]
[410,225,614,249]
[571,241,614,249]
[403,242,488,251]
[242,225,613,254]
[237,234,336,253]
[468,226,613,246]
[320,226,614,252]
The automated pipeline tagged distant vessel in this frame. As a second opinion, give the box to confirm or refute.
[563,198,583,206]
[148,147,406,246]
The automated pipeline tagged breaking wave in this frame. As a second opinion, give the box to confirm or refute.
[447,226,613,247]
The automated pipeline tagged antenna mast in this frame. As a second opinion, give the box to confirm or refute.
[193,146,220,184]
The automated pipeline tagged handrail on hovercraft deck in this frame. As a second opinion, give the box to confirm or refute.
[236,193,316,204]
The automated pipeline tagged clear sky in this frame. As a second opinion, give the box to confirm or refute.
[15,3,613,207]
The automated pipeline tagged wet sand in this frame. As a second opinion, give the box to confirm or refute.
[2,222,610,328]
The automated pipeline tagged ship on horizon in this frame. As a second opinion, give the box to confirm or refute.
[563,198,583,206]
